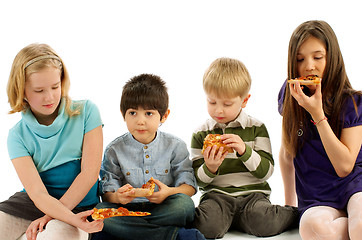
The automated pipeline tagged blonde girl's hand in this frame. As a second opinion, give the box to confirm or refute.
[203,144,228,174]
[221,134,245,156]
[289,81,325,121]
[73,210,104,233]
[146,178,171,204]
[26,215,53,240]
[115,184,136,204]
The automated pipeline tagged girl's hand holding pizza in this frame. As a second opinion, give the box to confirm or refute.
[289,81,325,122]
[73,210,104,233]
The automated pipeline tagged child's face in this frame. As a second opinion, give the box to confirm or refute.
[206,92,248,125]
[124,107,167,144]
[297,36,326,91]
[24,67,62,124]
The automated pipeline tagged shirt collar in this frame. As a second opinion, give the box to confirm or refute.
[209,110,248,130]
[126,130,160,148]
[21,98,67,138]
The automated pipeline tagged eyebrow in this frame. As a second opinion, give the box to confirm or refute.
[297,50,326,55]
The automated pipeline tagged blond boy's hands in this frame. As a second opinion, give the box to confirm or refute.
[203,145,229,174]
[203,133,246,174]
[220,134,246,156]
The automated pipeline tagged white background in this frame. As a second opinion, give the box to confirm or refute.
[0,0,361,205]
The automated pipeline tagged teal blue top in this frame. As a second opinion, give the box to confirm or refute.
[7,99,103,207]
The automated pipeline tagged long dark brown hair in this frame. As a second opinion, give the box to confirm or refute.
[282,20,361,157]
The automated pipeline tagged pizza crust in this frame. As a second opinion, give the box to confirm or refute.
[129,188,152,197]
[287,75,321,85]
[127,177,155,197]
[287,79,321,85]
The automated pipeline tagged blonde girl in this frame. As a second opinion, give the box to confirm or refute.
[0,43,104,240]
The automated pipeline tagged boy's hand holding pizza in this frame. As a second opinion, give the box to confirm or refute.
[115,184,136,205]
[146,178,172,204]
[220,134,246,156]
[203,144,228,174]
[202,133,246,174]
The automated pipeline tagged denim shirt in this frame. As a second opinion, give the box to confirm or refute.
[100,130,197,202]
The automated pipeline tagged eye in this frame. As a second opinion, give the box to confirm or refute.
[129,111,136,116]
[34,89,43,93]
[297,58,304,62]
[146,112,153,116]
[224,103,233,107]
[52,85,60,90]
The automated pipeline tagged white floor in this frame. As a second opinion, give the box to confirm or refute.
[191,192,301,240]
[222,229,301,240]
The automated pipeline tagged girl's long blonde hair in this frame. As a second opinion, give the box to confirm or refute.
[7,43,79,116]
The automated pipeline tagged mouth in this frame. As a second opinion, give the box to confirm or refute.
[136,130,147,134]
[43,104,54,108]
[215,117,225,120]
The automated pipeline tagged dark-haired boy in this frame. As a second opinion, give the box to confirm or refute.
[95,74,205,240]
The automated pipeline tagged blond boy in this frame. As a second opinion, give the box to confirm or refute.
[191,58,298,238]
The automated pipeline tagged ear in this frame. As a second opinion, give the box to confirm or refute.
[241,94,251,108]
[161,109,170,123]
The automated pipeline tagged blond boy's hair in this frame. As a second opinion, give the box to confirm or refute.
[203,57,251,98]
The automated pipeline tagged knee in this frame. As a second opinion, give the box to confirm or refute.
[299,211,334,239]
[37,220,88,240]
[193,207,228,239]
[95,202,115,209]
[242,205,294,237]
[349,217,362,239]
[169,193,195,218]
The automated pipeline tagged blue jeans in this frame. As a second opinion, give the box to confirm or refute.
[95,193,195,240]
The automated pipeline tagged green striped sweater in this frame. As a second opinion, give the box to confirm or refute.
[191,110,274,197]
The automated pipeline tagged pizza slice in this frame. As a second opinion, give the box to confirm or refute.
[287,75,321,85]
[201,134,233,154]
[127,177,156,197]
[92,207,151,220]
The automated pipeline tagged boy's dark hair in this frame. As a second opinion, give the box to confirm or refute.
[120,73,169,120]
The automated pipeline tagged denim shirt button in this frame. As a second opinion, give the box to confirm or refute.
[145,155,150,158]
[145,170,149,174]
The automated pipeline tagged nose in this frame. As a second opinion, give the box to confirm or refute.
[305,58,315,71]
[136,114,146,125]
[44,90,54,102]
[215,105,223,114]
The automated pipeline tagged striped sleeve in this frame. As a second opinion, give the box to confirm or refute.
[238,124,274,180]
[191,131,214,188]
